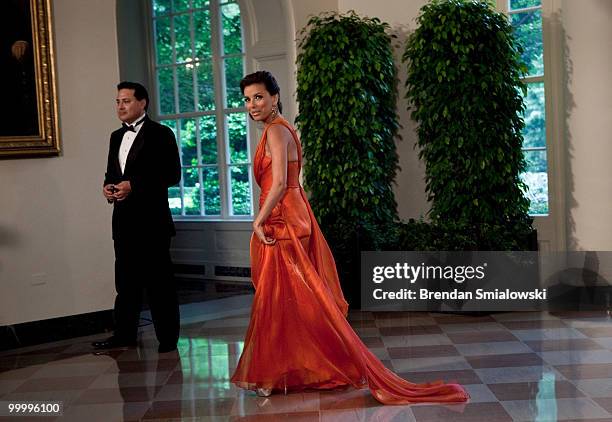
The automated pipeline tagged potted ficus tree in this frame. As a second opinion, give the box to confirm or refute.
[296,12,401,306]
[401,0,536,251]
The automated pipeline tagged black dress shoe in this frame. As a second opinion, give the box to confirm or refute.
[158,343,177,353]
[92,336,136,350]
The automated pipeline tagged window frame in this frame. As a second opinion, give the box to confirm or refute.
[145,0,253,221]
[497,0,567,250]
[497,0,549,217]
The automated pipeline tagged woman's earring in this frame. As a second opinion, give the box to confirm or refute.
[271,105,278,119]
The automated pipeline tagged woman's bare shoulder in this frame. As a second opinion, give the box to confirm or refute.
[266,122,293,144]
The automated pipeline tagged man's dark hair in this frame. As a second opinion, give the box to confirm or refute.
[117,81,149,111]
[240,71,283,114]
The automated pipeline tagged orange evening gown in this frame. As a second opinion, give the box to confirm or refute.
[230,117,469,405]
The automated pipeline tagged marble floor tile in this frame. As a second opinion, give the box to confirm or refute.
[398,369,482,385]
[538,349,612,365]
[143,397,235,419]
[73,386,159,404]
[3,345,71,357]
[573,378,612,398]
[359,337,384,348]
[60,401,151,422]
[392,356,470,372]
[462,384,498,403]
[319,389,379,411]
[387,345,459,359]
[563,318,612,328]
[154,382,240,400]
[501,397,611,421]
[446,331,518,344]
[367,347,390,360]
[31,362,115,378]
[594,337,612,349]
[320,406,416,422]
[105,359,180,374]
[0,354,60,368]
[593,397,612,413]
[88,371,171,388]
[411,402,512,422]
[576,326,612,338]
[372,311,426,320]
[381,334,452,348]
[555,363,612,380]
[1,389,83,406]
[475,366,563,384]
[0,379,25,397]
[378,326,443,336]
[439,322,507,333]
[13,375,97,393]
[199,326,248,336]
[466,353,544,369]
[524,338,603,352]
[487,380,584,401]
[455,341,532,356]
[374,316,437,328]
[552,311,611,319]
[52,351,125,364]
[352,327,380,337]
[348,310,374,319]
[7,304,612,422]
[512,328,588,341]
[492,312,561,322]
[500,319,569,330]
[229,411,320,421]
[202,317,251,328]
[231,392,320,415]
[431,315,496,324]
[0,365,42,380]
[347,319,378,329]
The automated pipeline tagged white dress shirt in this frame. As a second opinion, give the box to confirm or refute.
[119,113,146,174]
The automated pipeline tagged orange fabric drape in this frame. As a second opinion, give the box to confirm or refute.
[230,117,469,405]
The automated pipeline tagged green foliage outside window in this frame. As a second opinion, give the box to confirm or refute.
[510,0,548,215]
[153,0,250,217]
[162,115,249,216]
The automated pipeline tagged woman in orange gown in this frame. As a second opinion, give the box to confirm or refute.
[230,71,469,405]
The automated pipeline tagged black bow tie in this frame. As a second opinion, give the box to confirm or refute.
[122,117,145,132]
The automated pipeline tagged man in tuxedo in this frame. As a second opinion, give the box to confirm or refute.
[93,82,181,353]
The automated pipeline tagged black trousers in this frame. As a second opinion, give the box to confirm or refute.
[113,235,179,345]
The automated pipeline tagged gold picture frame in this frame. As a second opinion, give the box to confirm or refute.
[0,0,60,158]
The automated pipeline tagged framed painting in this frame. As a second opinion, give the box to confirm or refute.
[0,0,60,158]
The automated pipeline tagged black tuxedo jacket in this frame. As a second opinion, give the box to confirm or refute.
[104,116,181,241]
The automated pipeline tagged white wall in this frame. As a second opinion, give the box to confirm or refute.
[562,0,612,250]
[0,0,119,325]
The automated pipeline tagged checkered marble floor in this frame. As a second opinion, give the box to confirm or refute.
[1,296,612,421]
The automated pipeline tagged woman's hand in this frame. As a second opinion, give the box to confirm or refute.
[253,220,276,245]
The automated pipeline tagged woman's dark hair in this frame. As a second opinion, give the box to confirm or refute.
[117,81,149,111]
[240,71,283,114]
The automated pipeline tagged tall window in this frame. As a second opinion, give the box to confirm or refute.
[151,0,252,218]
[503,0,548,215]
